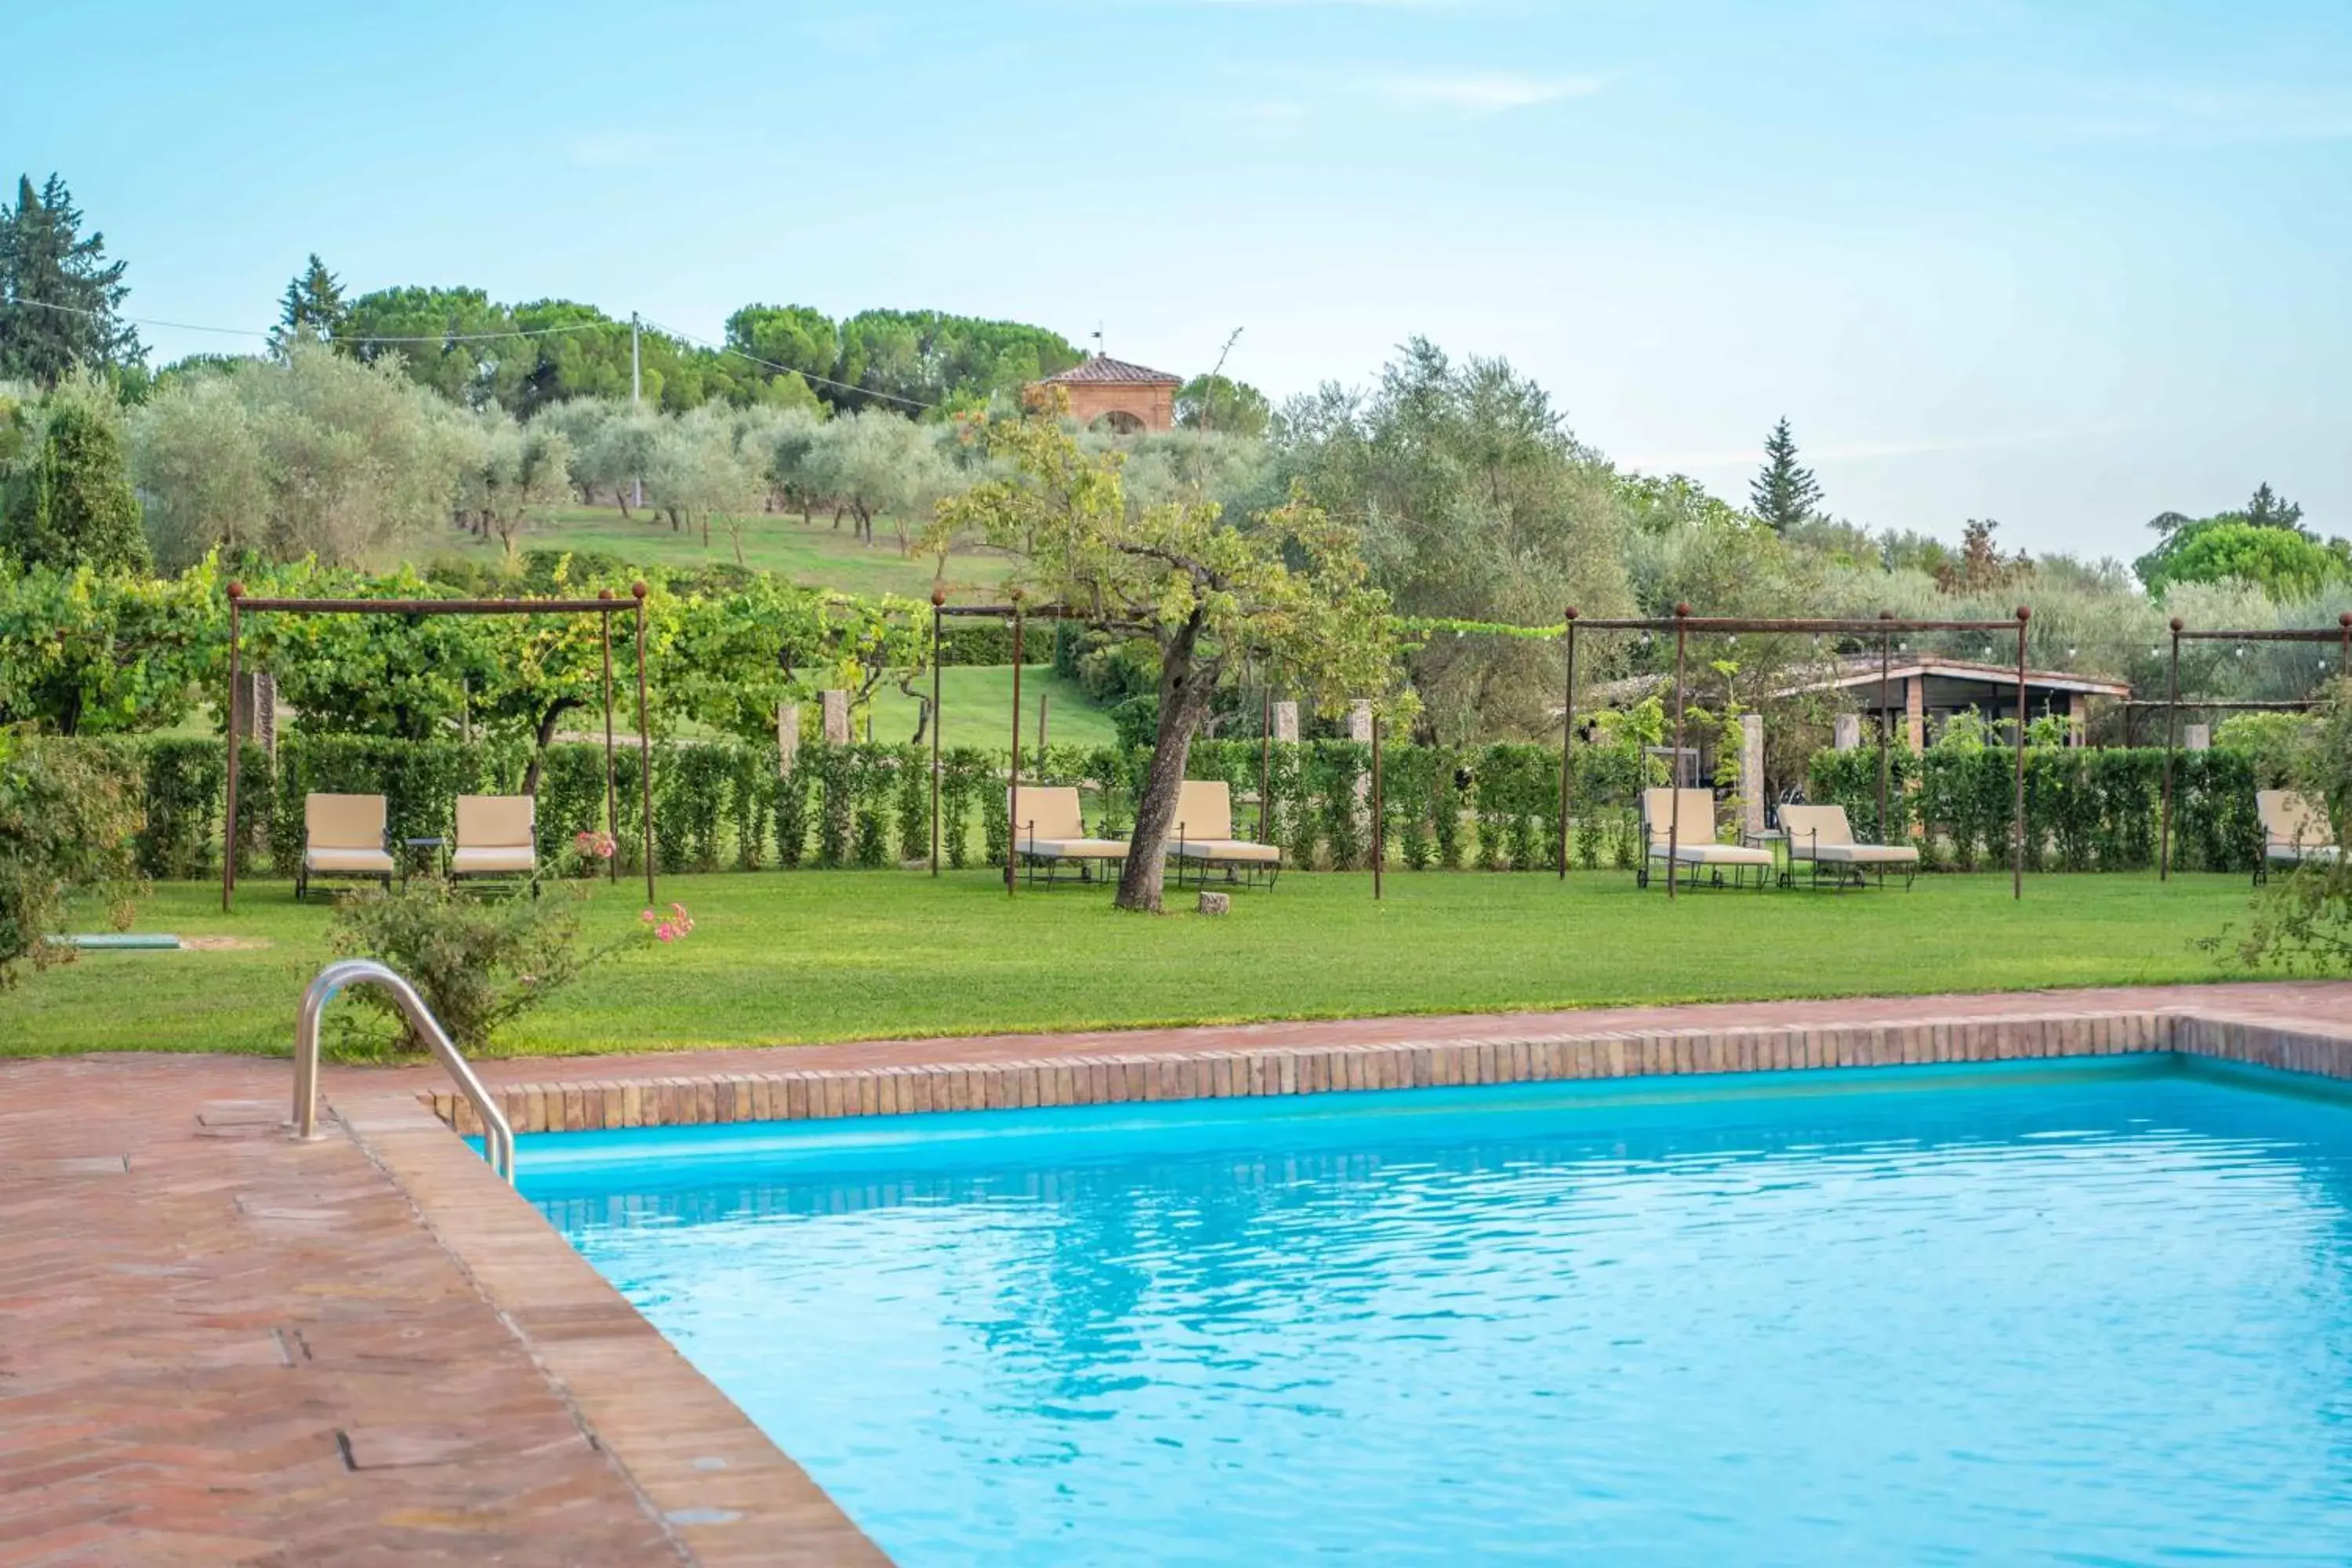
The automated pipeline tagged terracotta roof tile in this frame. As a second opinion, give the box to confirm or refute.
[1039,354,1181,386]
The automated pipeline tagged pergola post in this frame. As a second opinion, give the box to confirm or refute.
[2011,606,2030,901]
[1370,710,1385,901]
[1005,595,1023,896]
[1558,608,1578,879]
[2160,618,2182,881]
[929,590,944,876]
[223,584,244,911]
[633,582,654,906]
[598,590,618,884]
[1258,677,1272,846]
[1878,612,1894,843]
[1668,604,1689,900]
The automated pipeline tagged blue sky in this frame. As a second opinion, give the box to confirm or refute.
[8,0,2348,560]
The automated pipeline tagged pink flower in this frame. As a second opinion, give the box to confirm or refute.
[655,924,679,942]
[640,908,658,924]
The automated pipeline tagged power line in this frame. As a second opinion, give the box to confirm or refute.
[646,318,935,411]
[7,296,619,345]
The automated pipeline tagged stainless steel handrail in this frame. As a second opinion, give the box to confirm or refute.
[292,959,516,1183]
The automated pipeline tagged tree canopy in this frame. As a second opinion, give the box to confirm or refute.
[2135,485,2350,600]
[1748,416,1822,534]
[0,174,142,384]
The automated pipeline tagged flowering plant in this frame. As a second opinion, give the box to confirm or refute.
[641,902,696,943]
[573,829,618,861]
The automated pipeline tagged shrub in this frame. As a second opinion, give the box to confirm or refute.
[326,879,613,1051]
[0,732,141,989]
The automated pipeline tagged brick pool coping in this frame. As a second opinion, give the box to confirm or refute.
[418,1004,2352,1138]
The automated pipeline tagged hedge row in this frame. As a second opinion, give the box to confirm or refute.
[1805,746,2260,873]
[67,736,2270,882]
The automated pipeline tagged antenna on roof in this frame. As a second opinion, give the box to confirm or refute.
[1092,322,1105,358]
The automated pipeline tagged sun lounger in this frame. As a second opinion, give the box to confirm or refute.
[451,795,539,893]
[1169,779,1281,890]
[1014,786,1131,886]
[1639,788,1774,891]
[2256,790,2341,885]
[298,793,395,902]
[1779,803,1918,891]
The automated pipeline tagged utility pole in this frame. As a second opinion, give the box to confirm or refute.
[630,312,644,510]
[1202,326,1242,434]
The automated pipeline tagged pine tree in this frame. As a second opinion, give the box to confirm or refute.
[270,253,347,357]
[0,374,149,573]
[2243,481,2303,533]
[0,175,142,385]
[1748,416,1822,533]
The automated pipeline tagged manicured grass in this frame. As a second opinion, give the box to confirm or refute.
[866,666,1119,752]
[3,871,2259,1061]
[428,506,1008,600]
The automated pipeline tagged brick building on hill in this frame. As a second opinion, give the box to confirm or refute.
[1031,355,1181,433]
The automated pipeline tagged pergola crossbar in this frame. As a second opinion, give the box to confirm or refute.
[221,580,655,912]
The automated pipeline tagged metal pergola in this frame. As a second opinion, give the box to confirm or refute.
[221,580,654,911]
[2157,611,2352,880]
[1560,605,2038,899]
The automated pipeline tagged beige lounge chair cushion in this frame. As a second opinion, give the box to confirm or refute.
[2258,791,2338,859]
[450,846,538,876]
[1171,838,1282,865]
[1809,844,1919,866]
[1022,836,1132,861]
[1780,804,1915,865]
[1175,779,1236,843]
[305,792,387,851]
[1661,842,1774,867]
[1013,786,1087,847]
[1642,788,1730,848]
[456,794,536,851]
[305,847,395,875]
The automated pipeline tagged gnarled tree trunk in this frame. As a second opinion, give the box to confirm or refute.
[1115,614,1212,913]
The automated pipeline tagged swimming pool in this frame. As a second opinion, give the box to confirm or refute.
[524,1057,2352,1564]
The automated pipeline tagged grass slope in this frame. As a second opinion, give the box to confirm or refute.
[430,506,1007,601]
[4,871,2255,1061]
[865,666,1119,752]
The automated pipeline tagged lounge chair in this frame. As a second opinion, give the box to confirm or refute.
[451,794,539,894]
[298,793,395,902]
[2256,789,2340,886]
[1780,803,1918,891]
[1014,786,1131,887]
[1169,779,1282,890]
[1637,788,1774,891]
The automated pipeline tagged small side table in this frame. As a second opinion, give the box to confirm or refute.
[401,836,448,884]
[1743,827,1789,885]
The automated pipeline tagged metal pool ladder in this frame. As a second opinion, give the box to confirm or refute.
[292,959,516,1184]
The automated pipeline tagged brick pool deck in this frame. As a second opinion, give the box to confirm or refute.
[6,980,2351,1565]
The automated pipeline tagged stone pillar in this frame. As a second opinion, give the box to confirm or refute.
[1347,700,1372,744]
[821,690,850,746]
[1272,701,1299,742]
[1835,713,1863,751]
[233,671,278,757]
[2184,723,2211,752]
[1737,713,1766,837]
[1348,700,1374,840]
[1904,675,1926,753]
[2066,691,2085,746]
[776,702,801,775]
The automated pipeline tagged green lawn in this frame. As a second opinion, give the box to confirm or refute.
[2,871,2260,1061]
[427,505,1009,600]
[866,666,1119,752]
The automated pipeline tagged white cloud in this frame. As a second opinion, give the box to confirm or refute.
[1374,71,1602,113]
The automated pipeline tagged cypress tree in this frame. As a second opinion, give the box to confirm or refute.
[1,378,149,573]
[1748,416,1823,534]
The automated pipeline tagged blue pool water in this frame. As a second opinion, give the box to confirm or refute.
[525,1058,2352,1564]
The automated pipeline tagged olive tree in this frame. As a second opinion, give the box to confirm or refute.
[937,397,1400,912]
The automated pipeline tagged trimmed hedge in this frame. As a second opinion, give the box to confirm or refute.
[1806,745,2257,873]
[35,735,2274,880]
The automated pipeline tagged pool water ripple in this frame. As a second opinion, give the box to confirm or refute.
[531,1062,2352,1564]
